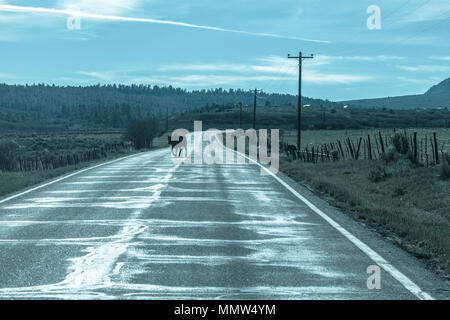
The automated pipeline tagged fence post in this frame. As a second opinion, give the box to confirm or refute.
[433,132,439,164]
[413,132,417,162]
[378,131,385,154]
[367,135,372,160]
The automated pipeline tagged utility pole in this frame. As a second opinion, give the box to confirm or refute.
[253,88,261,129]
[288,52,314,151]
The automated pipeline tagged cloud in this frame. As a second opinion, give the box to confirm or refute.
[159,56,299,76]
[396,76,437,85]
[76,71,114,81]
[304,71,373,84]
[126,74,297,87]
[256,55,405,70]
[429,56,450,61]
[0,73,18,79]
[158,64,249,72]
[74,66,372,87]
[320,55,405,62]
[0,4,329,43]
[149,54,376,86]
[396,65,450,72]
[72,68,296,87]
[257,55,375,84]
[160,54,387,76]
[252,55,375,83]
[57,0,139,15]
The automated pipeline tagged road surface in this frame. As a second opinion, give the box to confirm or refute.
[0,140,447,299]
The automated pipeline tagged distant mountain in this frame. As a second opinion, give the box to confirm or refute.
[426,78,450,95]
[342,78,450,109]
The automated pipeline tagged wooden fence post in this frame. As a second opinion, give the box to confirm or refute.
[413,132,417,162]
[433,132,439,164]
[367,135,372,160]
[378,131,385,154]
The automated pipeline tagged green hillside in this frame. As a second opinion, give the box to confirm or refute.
[342,78,450,109]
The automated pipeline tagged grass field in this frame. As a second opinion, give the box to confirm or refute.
[168,105,450,132]
[0,161,114,198]
[281,128,450,154]
[0,131,170,199]
[279,129,450,276]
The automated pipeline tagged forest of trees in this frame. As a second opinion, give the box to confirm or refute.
[0,83,340,132]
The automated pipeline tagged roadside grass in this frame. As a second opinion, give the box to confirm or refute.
[281,128,450,154]
[168,106,450,132]
[0,162,99,198]
[280,157,450,276]
[0,133,170,199]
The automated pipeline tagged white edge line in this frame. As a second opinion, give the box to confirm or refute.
[0,151,151,205]
[219,137,434,300]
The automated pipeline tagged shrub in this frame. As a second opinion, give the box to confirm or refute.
[440,153,450,180]
[407,150,418,165]
[125,119,160,150]
[392,133,409,155]
[331,150,339,161]
[393,187,406,197]
[382,146,401,164]
[368,165,391,183]
[0,140,20,171]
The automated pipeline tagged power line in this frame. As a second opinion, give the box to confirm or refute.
[383,0,414,22]
[314,0,437,59]
[395,10,450,45]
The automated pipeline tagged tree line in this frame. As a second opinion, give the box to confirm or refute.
[0,83,340,131]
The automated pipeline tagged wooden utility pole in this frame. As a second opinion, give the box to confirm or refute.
[288,52,314,151]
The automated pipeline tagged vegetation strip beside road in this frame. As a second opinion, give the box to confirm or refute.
[279,157,450,277]
[0,132,170,200]
[221,127,449,277]
[0,154,131,200]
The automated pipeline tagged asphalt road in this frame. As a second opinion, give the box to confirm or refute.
[0,139,447,299]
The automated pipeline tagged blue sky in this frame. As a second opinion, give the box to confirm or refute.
[0,0,449,101]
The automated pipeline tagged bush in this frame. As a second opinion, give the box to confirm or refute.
[440,153,450,180]
[368,165,391,183]
[0,140,20,171]
[392,133,409,155]
[331,150,339,161]
[125,119,160,150]
[407,150,418,164]
[393,187,406,197]
[382,147,401,164]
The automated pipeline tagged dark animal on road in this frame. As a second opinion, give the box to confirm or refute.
[168,135,187,157]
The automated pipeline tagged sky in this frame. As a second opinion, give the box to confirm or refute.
[0,0,449,101]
